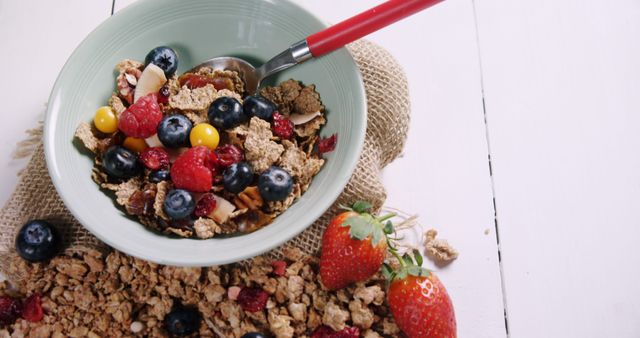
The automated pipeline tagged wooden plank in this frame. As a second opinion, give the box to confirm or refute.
[113,0,507,336]
[0,0,113,206]
[475,0,640,336]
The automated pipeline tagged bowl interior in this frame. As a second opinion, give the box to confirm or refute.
[43,0,366,266]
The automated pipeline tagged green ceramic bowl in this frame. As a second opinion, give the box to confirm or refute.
[43,0,366,266]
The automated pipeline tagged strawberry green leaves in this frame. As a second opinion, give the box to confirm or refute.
[385,248,431,281]
[340,201,395,246]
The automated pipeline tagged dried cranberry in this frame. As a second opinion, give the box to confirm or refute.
[0,296,21,326]
[194,193,217,218]
[317,134,337,155]
[271,112,294,139]
[21,294,43,323]
[311,325,360,338]
[236,287,269,312]
[271,261,287,276]
[179,74,233,91]
[215,144,244,168]
[127,188,156,216]
[157,86,170,104]
[140,147,170,170]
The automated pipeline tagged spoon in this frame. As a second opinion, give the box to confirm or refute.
[190,0,443,94]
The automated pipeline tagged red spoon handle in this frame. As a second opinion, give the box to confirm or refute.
[306,0,443,57]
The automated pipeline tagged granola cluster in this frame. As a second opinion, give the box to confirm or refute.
[75,59,330,238]
[0,248,401,337]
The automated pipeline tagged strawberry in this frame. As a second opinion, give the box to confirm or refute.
[117,93,163,138]
[319,201,395,290]
[385,251,457,338]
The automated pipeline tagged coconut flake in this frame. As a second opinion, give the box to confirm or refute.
[289,111,322,125]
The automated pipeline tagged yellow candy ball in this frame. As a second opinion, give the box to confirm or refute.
[190,123,220,150]
[93,106,118,133]
[123,137,148,153]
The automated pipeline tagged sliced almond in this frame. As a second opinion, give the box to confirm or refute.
[125,73,138,86]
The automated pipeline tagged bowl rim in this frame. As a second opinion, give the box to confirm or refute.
[43,0,367,266]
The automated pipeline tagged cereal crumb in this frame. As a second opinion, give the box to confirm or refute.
[75,122,99,153]
[322,301,350,331]
[115,59,144,73]
[244,117,284,173]
[424,229,459,263]
[295,115,326,138]
[194,218,221,239]
[108,94,127,118]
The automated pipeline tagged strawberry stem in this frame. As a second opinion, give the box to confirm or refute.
[389,248,407,268]
[376,213,396,223]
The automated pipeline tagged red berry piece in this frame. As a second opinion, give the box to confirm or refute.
[311,325,360,338]
[21,294,43,323]
[271,112,293,139]
[236,287,269,312]
[140,147,170,170]
[171,146,218,192]
[157,86,170,104]
[215,144,244,168]
[194,193,217,217]
[317,134,337,155]
[0,296,21,326]
[118,93,163,138]
[271,260,287,276]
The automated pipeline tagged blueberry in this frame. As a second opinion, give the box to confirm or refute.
[164,306,201,336]
[243,95,276,121]
[157,115,193,148]
[102,146,142,179]
[149,169,170,183]
[163,189,195,220]
[208,96,247,129]
[145,46,178,78]
[241,333,267,338]
[223,162,254,194]
[258,166,293,202]
[15,220,60,262]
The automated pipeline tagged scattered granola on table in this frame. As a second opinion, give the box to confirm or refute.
[75,46,335,239]
[424,229,459,264]
[0,247,402,338]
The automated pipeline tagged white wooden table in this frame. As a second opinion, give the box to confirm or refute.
[1,0,639,337]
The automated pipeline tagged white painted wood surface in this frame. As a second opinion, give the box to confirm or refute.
[4,0,640,336]
[0,0,113,204]
[475,1,640,337]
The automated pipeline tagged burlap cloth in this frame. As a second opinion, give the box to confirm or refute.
[0,40,410,283]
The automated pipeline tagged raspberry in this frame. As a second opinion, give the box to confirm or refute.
[0,296,21,326]
[317,134,337,155]
[215,144,244,168]
[271,112,293,139]
[117,93,163,138]
[194,193,217,217]
[236,287,269,312]
[140,147,170,170]
[21,294,43,323]
[170,146,217,192]
[311,326,360,338]
[271,260,287,276]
